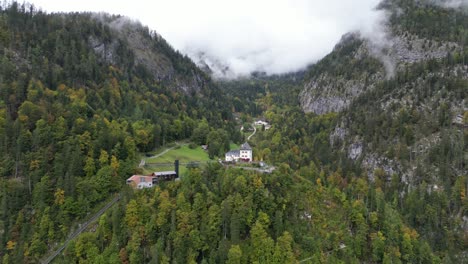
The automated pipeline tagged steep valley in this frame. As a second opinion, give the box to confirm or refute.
[0,1,466,263]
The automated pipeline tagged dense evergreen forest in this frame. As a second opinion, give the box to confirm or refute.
[0,2,235,262]
[0,0,466,264]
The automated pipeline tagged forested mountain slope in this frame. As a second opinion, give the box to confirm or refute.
[219,0,466,262]
[298,0,467,260]
[1,0,466,263]
[0,2,232,262]
[300,0,467,191]
[300,0,466,115]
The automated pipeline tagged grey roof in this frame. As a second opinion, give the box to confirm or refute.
[225,150,240,156]
[240,142,252,150]
[154,171,177,176]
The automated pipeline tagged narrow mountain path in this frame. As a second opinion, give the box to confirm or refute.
[140,142,185,166]
[247,123,257,141]
[228,165,275,174]
[147,142,183,159]
[41,194,121,264]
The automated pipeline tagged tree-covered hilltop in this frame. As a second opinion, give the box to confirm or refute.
[0,2,234,262]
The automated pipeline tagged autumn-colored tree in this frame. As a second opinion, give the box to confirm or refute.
[54,188,65,205]
[110,155,119,176]
[250,212,274,263]
[227,245,242,264]
[99,149,109,167]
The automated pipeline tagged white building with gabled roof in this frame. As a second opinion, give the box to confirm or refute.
[225,142,252,162]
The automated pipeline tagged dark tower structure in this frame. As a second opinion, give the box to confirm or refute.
[174,160,179,178]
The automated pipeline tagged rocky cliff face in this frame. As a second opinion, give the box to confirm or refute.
[300,33,383,114]
[328,61,467,182]
[300,32,461,115]
[301,2,467,185]
[88,15,211,94]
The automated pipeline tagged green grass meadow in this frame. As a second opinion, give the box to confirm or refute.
[229,143,239,150]
[144,145,210,176]
[146,145,210,163]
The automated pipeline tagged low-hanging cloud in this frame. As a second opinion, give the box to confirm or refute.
[430,0,468,8]
[31,0,387,77]
[153,0,386,77]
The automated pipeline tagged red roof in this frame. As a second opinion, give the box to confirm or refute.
[126,175,155,186]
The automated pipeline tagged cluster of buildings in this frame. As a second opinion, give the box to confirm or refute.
[224,120,270,162]
[126,171,178,189]
[128,120,270,189]
[254,120,271,130]
[225,142,252,162]
[126,161,179,189]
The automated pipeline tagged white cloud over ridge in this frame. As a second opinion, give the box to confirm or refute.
[30,0,388,77]
[431,0,468,8]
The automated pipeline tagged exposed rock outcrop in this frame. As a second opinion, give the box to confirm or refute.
[88,16,209,94]
[348,142,363,160]
[300,32,461,115]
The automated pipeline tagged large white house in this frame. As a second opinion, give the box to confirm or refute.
[225,142,253,162]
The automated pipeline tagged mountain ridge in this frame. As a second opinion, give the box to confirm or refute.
[295,1,467,255]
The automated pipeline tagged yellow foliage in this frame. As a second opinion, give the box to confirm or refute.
[461,182,466,201]
[54,188,65,205]
[110,155,119,175]
[401,226,419,239]
[27,88,38,100]
[377,231,386,241]
[369,212,378,227]
[292,146,300,155]
[108,65,122,75]
[18,114,28,123]
[6,240,16,250]
[125,200,140,228]
[78,131,92,151]
[370,231,386,242]
[253,176,263,188]
[103,117,111,126]
[44,88,57,97]
[99,149,109,166]
[74,117,85,127]
[156,190,173,227]
[388,246,401,258]
[68,89,86,104]
[57,84,67,91]
[29,160,40,171]
[352,199,364,209]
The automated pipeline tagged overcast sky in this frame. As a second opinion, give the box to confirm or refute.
[29,0,388,77]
